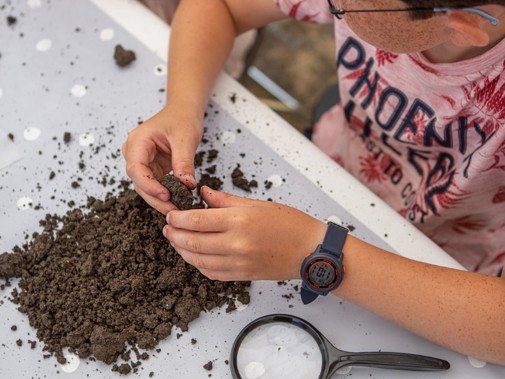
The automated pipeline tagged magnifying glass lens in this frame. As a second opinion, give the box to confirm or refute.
[235,322,322,379]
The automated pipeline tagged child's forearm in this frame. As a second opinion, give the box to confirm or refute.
[165,0,287,118]
[334,236,505,365]
[167,0,236,117]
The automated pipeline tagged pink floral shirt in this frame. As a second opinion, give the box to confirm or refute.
[274,0,505,275]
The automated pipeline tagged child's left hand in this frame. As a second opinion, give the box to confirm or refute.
[162,186,326,281]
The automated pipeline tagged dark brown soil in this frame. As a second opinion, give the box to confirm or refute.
[63,131,71,144]
[0,182,250,373]
[114,44,136,67]
[6,15,17,26]
[198,173,223,193]
[203,361,213,371]
[161,175,194,210]
[231,164,258,192]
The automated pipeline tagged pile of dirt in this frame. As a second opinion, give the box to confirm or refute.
[0,180,250,373]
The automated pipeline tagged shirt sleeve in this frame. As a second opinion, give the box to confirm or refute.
[273,0,334,23]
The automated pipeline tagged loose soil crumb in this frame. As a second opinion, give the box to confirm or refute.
[231,164,258,192]
[203,361,213,371]
[206,149,218,163]
[6,16,17,26]
[194,151,205,167]
[0,183,250,373]
[197,174,223,193]
[161,175,194,210]
[114,44,136,67]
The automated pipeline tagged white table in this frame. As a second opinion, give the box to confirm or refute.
[0,0,502,378]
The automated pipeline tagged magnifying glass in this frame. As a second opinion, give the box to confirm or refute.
[230,314,450,379]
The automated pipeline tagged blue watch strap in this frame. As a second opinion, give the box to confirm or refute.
[300,287,319,305]
[322,222,348,255]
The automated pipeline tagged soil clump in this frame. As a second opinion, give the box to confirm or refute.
[114,44,136,67]
[231,164,258,192]
[161,175,194,210]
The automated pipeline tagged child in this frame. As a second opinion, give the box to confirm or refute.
[122,0,505,364]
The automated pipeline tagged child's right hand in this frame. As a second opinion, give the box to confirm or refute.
[122,105,203,215]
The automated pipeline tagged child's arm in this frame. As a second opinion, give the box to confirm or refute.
[163,187,505,365]
[122,0,287,214]
[337,234,505,366]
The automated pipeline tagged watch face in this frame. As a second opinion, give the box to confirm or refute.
[307,259,338,289]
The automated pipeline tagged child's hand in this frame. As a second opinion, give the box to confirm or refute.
[162,186,327,281]
[122,106,203,214]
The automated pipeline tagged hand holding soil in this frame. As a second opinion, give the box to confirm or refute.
[161,174,194,210]
[163,186,327,281]
[122,106,203,214]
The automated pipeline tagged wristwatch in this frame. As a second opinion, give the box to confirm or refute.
[300,222,348,304]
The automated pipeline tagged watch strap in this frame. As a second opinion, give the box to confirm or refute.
[322,222,348,256]
[300,286,319,305]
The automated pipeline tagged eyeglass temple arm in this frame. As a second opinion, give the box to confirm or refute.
[328,2,499,26]
[433,7,499,26]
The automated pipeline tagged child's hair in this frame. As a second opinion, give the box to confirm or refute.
[401,0,502,19]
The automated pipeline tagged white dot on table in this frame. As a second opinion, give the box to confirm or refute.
[27,0,42,8]
[0,88,3,97]
[70,84,87,97]
[468,356,486,368]
[36,38,52,52]
[23,127,41,141]
[17,197,33,210]
[234,299,248,311]
[60,354,80,373]
[222,131,236,146]
[153,64,167,76]
[244,361,265,379]
[327,215,343,225]
[79,132,95,146]
[266,174,283,188]
[100,28,114,41]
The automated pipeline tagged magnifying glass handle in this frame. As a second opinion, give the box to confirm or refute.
[334,352,450,372]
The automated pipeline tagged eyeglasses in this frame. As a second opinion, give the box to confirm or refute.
[327,0,500,26]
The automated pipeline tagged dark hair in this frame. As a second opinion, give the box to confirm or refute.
[400,0,503,19]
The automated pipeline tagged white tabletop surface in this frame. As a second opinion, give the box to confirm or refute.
[0,0,503,378]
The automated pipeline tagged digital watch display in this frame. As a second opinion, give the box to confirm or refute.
[306,258,339,289]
